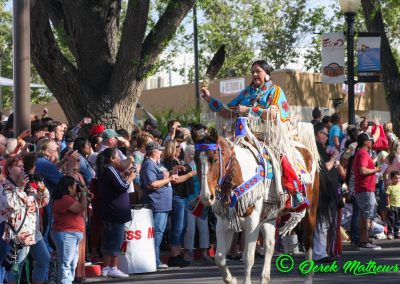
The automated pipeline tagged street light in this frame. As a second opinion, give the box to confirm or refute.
[339,0,361,125]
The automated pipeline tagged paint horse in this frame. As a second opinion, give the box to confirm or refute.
[192,124,320,284]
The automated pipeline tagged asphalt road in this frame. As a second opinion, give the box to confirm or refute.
[86,240,400,284]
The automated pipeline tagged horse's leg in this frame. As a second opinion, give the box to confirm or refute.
[303,173,319,284]
[242,213,260,284]
[259,219,275,284]
[302,209,317,284]
[215,217,237,284]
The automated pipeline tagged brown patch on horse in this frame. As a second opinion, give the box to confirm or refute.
[240,204,255,217]
[217,138,244,207]
[295,146,313,173]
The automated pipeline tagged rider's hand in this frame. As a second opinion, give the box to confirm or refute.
[236,105,249,114]
[200,87,211,102]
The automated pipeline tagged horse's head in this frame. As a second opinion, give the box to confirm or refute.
[192,127,235,206]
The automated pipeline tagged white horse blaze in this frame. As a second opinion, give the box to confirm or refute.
[199,152,214,205]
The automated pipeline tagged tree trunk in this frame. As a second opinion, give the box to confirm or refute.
[361,0,400,134]
[30,0,196,131]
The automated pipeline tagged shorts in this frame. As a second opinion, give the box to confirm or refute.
[101,221,125,256]
[355,191,376,219]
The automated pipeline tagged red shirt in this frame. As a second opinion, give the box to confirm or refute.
[52,195,85,232]
[352,148,376,193]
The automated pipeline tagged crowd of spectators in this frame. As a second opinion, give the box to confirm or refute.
[310,108,399,257]
[0,107,399,282]
[0,113,212,283]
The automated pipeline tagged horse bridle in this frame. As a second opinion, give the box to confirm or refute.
[195,143,234,200]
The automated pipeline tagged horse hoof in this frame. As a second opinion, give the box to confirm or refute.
[227,277,237,284]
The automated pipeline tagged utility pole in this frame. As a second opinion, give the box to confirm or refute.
[13,0,31,137]
[193,4,200,110]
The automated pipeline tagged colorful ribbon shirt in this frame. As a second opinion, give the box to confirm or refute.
[208,80,290,122]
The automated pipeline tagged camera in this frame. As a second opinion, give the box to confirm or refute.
[28,144,36,152]
[2,241,23,271]
[27,173,44,183]
[76,182,83,192]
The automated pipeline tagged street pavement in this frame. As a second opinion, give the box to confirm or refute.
[86,239,400,283]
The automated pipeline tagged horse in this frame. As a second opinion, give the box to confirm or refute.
[192,124,320,284]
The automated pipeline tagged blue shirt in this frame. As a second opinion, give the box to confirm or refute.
[328,124,344,147]
[35,156,64,194]
[79,154,94,186]
[140,158,172,213]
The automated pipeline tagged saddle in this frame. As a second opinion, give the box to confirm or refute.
[239,131,310,213]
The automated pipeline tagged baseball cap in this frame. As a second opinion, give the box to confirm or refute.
[89,124,106,136]
[144,118,158,129]
[357,132,374,145]
[145,142,165,153]
[101,129,121,140]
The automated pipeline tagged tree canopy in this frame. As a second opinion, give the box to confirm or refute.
[30,0,196,129]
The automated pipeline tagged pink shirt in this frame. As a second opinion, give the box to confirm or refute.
[385,155,400,186]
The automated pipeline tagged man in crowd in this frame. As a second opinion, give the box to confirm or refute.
[313,122,341,262]
[352,132,382,250]
[311,107,322,125]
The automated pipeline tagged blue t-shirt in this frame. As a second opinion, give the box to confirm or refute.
[328,124,344,147]
[140,158,172,213]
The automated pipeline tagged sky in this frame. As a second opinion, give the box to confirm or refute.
[4,0,337,85]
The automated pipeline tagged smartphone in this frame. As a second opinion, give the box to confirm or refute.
[368,121,374,126]
[84,117,92,124]
[28,144,36,152]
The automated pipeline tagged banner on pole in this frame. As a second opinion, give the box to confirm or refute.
[322,33,345,84]
[357,32,381,82]
[220,78,245,97]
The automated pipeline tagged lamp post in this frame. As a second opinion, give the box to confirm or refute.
[193,4,200,110]
[339,0,361,125]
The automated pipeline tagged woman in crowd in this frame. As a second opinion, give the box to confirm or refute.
[183,144,210,262]
[1,156,50,284]
[65,152,93,282]
[73,137,95,186]
[51,176,87,284]
[201,60,286,121]
[96,148,136,278]
[162,140,196,267]
[383,122,397,147]
[140,142,177,270]
[133,132,154,174]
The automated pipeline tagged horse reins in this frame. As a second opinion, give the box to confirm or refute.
[195,143,234,199]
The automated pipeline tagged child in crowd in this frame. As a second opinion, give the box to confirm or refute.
[386,170,400,239]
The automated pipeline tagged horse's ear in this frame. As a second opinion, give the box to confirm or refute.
[191,128,207,142]
[209,128,219,142]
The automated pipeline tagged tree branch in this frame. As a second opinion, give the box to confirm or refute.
[361,0,400,132]
[51,0,120,90]
[138,0,196,80]
[30,0,87,118]
[110,0,150,101]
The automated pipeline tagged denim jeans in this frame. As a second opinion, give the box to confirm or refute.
[153,212,168,266]
[43,203,54,253]
[51,231,83,284]
[101,221,125,256]
[350,199,360,244]
[4,238,50,283]
[0,222,10,283]
[184,208,209,250]
[170,195,187,245]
